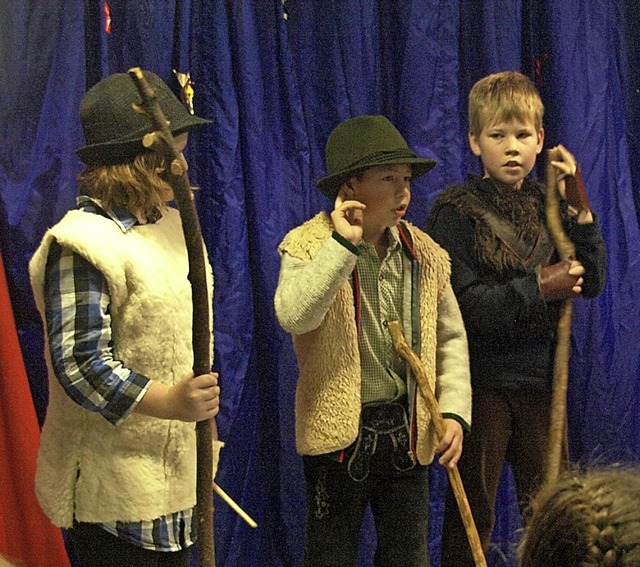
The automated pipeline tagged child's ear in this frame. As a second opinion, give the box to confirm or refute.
[468,132,482,157]
[536,128,545,154]
[342,179,356,197]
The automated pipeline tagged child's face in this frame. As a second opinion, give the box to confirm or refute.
[347,163,412,230]
[469,118,544,190]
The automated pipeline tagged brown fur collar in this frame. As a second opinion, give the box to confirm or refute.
[432,175,551,279]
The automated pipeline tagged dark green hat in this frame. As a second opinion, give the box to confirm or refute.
[316,115,436,199]
[76,70,210,165]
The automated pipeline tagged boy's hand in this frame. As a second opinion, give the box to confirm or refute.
[549,144,578,183]
[331,187,366,245]
[549,144,593,223]
[538,260,585,301]
[436,418,464,469]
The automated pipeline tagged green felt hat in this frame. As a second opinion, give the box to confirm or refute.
[316,115,436,199]
[76,70,210,165]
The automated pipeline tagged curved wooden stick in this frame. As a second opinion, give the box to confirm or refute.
[544,148,576,483]
[388,321,487,567]
[128,68,217,567]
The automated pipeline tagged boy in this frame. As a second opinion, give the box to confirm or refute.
[426,71,607,566]
[274,115,472,566]
[29,71,221,567]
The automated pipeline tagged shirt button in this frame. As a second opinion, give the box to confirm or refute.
[382,320,388,327]
[379,274,384,281]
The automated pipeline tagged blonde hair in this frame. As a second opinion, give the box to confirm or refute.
[519,467,640,567]
[468,71,544,137]
[77,151,173,220]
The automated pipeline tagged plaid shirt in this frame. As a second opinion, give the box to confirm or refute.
[43,197,195,551]
[356,227,407,403]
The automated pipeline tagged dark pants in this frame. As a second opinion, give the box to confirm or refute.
[440,389,551,567]
[302,400,430,567]
[67,523,191,567]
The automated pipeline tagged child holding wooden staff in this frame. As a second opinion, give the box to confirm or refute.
[426,71,607,566]
[275,115,472,566]
[29,71,221,567]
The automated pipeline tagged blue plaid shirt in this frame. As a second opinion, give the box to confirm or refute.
[43,197,196,551]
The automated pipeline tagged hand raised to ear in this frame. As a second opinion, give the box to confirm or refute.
[330,185,366,245]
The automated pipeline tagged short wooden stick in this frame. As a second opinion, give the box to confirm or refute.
[212,482,258,529]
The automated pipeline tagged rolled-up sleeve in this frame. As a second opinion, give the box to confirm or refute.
[44,242,151,425]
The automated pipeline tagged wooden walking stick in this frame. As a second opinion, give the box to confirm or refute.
[544,147,577,483]
[388,321,487,567]
[128,68,218,567]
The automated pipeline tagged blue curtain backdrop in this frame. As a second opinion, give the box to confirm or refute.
[1,1,639,566]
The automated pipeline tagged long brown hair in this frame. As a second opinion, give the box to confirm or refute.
[77,151,173,221]
[520,467,640,566]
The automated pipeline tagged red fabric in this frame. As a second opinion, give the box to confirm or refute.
[0,250,71,567]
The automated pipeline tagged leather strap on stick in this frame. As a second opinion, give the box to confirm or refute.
[128,68,217,567]
[388,321,487,567]
[544,147,576,484]
[564,167,591,214]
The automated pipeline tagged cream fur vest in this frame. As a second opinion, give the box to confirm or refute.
[29,207,213,527]
[279,213,451,464]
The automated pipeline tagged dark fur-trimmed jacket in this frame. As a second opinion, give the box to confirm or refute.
[426,174,607,392]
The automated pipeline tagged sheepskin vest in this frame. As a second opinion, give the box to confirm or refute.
[280,212,451,464]
[29,207,213,527]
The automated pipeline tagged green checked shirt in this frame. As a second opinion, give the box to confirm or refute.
[275,225,410,404]
[356,228,408,403]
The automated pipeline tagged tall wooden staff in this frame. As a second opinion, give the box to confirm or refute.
[128,68,218,567]
[388,321,487,567]
[544,147,576,483]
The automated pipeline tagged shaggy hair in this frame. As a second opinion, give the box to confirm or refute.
[78,151,173,221]
[468,71,544,137]
[519,467,640,566]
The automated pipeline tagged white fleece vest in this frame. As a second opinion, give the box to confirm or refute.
[29,208,213,527]
[280,213,451,464]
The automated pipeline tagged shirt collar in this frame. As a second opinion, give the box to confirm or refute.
[358,226,402,253]
[387,226,402,250]
[76,195,144,233]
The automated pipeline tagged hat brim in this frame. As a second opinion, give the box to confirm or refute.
[316,156,437,199]
[76,115,210,166]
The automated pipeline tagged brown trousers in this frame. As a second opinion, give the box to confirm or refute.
[440,388,552,567]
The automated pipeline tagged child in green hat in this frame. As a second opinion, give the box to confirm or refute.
[275,115,472,566]
[29,70,220,567]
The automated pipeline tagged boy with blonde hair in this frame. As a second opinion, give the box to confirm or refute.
[427,71,607,565]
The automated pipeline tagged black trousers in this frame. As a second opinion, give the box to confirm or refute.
[302,399,430,567]
[67,523,191,567]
